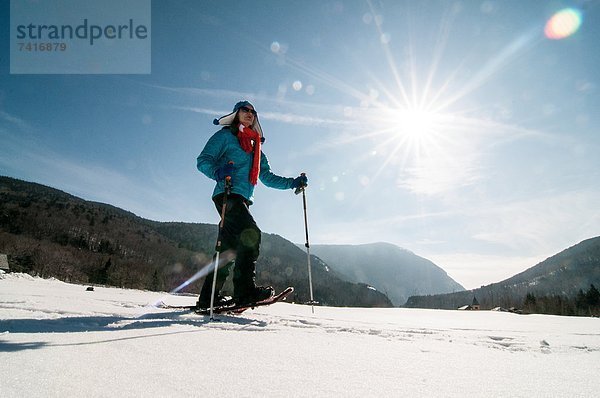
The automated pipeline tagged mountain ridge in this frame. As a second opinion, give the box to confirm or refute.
[309,242,465,306]
[405,236,600,315]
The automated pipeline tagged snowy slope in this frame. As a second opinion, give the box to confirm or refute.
[1,272,599,397]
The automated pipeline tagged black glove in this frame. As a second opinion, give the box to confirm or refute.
[291,174,308,189]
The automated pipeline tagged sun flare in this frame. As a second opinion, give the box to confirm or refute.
[370,105,446,157]
[395,108,436,141]
[302,1,541,197]
[356,102,479,196]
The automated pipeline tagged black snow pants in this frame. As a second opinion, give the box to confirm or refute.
[199,193,261,301]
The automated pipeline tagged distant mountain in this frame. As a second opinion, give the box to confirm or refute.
[0,176,392,308]
[405,237,600,314]
[309,242,465,306]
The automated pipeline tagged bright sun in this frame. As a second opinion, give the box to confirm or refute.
[356,103,464,196]
[395,108,436,141]
[376,106,444,155]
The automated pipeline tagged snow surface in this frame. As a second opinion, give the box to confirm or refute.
[1,272,599,397]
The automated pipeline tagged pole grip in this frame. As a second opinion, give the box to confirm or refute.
[224,161,233,194]
[294,172,307,195]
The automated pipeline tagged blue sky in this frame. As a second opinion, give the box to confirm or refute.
[2,0,599,289]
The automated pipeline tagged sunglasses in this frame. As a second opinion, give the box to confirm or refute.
[238,106,257,116]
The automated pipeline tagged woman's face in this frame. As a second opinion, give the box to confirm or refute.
[238,105,256,128]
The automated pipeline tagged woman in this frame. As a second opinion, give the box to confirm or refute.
[196,100,307,307]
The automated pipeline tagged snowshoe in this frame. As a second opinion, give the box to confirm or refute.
[233,285,274,306]
[196,294,233,309]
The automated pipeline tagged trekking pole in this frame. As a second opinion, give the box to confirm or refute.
[295,173,315,313]
[209,164,233,321]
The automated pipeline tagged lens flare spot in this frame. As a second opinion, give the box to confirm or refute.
[545,8,582,40]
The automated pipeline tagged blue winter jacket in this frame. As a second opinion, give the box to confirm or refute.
[197,127,294,204]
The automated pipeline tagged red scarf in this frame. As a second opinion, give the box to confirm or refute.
[237,125,261,185]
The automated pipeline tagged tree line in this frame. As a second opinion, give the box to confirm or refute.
[523,284,600,316]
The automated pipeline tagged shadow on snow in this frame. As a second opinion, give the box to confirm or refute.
[0,310,268,352]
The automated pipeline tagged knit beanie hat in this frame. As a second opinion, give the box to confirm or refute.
[213,100,264,141]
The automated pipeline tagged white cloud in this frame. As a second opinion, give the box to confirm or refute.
[0,110,33,132]
[469,191,600,253]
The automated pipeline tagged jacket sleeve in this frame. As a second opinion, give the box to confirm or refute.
[259,151,294,190]
[197,131,226,180]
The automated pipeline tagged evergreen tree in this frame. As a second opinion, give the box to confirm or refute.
[523,292,536,312]
[576,289,587,310]
[150,268,163,292]
[93,258,111,285]
[585,284,600,306]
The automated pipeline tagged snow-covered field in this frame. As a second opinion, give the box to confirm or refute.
[1,272,599,397]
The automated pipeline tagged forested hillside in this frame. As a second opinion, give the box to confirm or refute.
[405,237,600,316]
